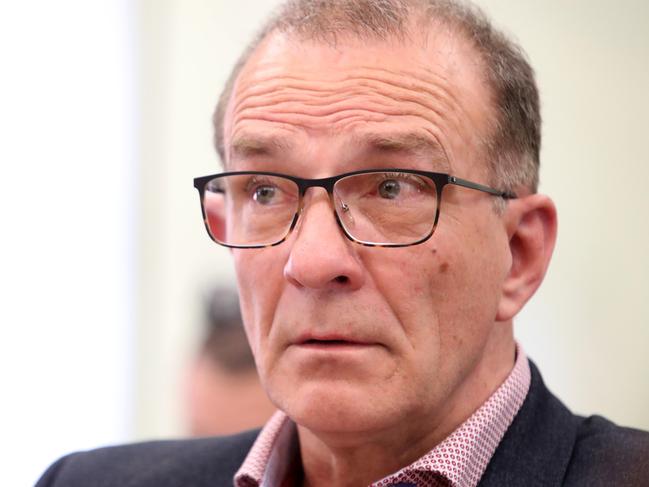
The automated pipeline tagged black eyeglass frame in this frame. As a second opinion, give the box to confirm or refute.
[193,168,517,249]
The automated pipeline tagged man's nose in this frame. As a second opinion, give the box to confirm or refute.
[283,191,365,290]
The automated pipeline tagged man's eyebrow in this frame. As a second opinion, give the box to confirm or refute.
[229,134,293,160]
[352,131,449,167]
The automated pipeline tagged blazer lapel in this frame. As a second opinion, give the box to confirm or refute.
[478,361,580,486]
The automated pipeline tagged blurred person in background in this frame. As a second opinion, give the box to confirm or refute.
[185,286,275,436]
[37,0,649,486]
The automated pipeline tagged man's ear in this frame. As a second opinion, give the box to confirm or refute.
[496,194,558,322]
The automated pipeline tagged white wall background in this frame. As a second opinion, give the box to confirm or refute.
[485,0,649,430]
[4,1,648,485]
[0,1,137,486]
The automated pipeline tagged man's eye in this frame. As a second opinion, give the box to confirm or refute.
[253,185,277,204]
[378,179,401,199]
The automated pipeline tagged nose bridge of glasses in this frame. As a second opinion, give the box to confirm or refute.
[298,185,337,218]
[293,179,349,238]
[298,175,341,210]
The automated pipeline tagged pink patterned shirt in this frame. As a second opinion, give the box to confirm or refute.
[235,345,531,487]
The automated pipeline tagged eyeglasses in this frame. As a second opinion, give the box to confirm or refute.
[193,169,517,249]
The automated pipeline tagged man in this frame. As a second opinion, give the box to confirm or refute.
[37,0,649,486]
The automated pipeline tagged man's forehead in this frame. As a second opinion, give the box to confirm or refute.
[223,28,492,175]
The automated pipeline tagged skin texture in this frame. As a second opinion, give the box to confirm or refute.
[222,27,557,487]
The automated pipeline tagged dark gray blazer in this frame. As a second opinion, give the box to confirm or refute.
[36,362,649,486]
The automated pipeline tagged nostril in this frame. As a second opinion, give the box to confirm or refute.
[335,275,349,284]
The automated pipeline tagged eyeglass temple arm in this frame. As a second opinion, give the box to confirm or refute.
[449,176,517,199]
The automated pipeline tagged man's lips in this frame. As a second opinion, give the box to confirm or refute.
[292,333,378,348]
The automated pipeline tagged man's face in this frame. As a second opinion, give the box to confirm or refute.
[223,29,514,437]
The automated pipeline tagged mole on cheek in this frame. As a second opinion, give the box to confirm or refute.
[439,262,449,274]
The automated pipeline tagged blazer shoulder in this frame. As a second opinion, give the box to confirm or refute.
[35,429,260,487]
[563,415,649,486]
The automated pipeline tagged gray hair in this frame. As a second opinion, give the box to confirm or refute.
[213,0,540,193]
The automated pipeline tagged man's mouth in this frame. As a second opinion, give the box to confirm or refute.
[295,335,376,349]
[301,339,357,346]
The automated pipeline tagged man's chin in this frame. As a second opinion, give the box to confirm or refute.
[270,380,401,436]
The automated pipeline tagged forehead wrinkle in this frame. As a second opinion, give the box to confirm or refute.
[235,64,453,95]
[231,65,463,127]
[231,82,464,148]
